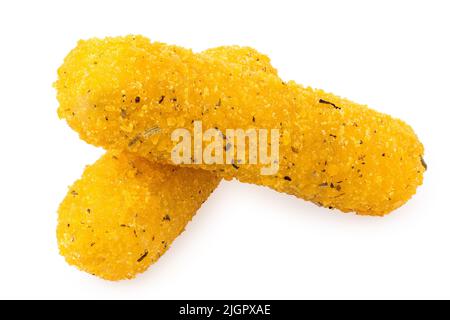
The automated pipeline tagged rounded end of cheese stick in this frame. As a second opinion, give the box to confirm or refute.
[57,151,220,280]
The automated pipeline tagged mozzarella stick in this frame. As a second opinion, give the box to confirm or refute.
[56,35,425,215]
[57,151,220,280]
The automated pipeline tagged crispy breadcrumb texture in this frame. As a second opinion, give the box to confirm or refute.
[57,151,220,281]
[200,45,278,75]
[56,35,425,215]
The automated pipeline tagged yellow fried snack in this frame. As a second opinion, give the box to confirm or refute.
[57,151,220,280]
[56,35,425,215]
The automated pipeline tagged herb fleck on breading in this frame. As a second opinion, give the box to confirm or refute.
[319,99,341,110]
[137,250,148,262]
[421,157,427,171]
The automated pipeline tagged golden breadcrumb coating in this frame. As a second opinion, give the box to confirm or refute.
[200,45,278,75]
[56,35,425,215]
[57,151,220,280]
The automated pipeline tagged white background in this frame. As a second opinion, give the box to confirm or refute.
[0,0,448,300]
